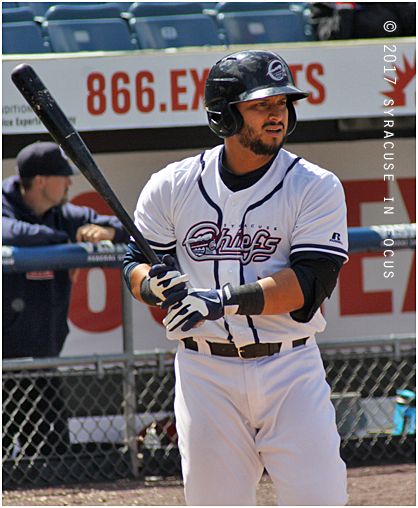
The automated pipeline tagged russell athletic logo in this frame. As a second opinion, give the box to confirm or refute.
[330,232,343,244]
[267,60,287,82]
[183,221,281,265]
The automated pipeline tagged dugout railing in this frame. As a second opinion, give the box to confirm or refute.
[2,224,416,488]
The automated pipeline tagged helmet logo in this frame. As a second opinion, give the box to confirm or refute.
[267,60,286,82]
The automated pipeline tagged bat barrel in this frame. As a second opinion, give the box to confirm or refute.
[12,64,75,141]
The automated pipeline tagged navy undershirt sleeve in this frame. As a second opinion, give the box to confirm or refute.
[122,240,176,292]
[289,251,345,323]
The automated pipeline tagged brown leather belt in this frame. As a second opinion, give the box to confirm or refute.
[182,337,309,360]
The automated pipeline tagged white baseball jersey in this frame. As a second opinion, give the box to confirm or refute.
[134,145,348,347]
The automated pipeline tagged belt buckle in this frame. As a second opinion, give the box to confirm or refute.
[237,346,255,360]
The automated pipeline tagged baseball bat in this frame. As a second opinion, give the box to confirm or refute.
[11,63,160,266]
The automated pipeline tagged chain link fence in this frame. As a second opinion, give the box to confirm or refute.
[3,335,415,489]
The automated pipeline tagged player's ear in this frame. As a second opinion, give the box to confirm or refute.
[33,174,46,189]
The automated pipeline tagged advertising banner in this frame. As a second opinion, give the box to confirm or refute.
[2,38,416,135]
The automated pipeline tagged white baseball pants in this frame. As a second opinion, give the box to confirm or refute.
[174,339,348,506]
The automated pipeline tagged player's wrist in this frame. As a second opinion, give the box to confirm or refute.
[140,275,161,307]
[221,282,265,316]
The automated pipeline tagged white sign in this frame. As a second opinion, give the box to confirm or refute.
[2,38,416,134]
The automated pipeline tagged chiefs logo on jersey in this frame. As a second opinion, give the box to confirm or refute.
[183,221,281,265]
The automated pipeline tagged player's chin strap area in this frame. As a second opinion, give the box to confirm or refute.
[181,337,310,360]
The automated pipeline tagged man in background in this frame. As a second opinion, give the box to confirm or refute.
[3,141,130,457]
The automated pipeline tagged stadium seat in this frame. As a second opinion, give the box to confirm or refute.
[44,2,124,20]
[128,2,205,18]
[215,2,293,13]
[113,2,134,13]
[2,22,50,53]
[2,6,34,23]
[201,2,218,9]
[43,18,139,52]
[217,10,309,45]
[17,2,100,17]
[129,14,223,49]
[40,2,138,52]
[2,2,19,9]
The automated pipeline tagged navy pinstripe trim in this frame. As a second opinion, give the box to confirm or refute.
[239,157,301,231]
[290,243,348,257]
[197,152,223,289]
[198,151,233,342]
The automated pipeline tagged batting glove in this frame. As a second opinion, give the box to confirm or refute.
[143,254,189,307]
[162,284,239,332]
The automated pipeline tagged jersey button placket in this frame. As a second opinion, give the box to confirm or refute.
[222,196,242,287]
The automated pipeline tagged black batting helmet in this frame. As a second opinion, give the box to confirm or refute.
[204,50,310,138]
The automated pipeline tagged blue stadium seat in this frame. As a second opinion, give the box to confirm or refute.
[129,14,222,49]
[2,22,49,53]
[17,2,100,17]
[201,2,218,9]
[43,18,139,52]
[215,2,293,13]
[112,2,134,13]
[2,6,34,23]
[129,2,205,18]
[44,2,124,20]
[2,2,19,9]
[217,10,309,45]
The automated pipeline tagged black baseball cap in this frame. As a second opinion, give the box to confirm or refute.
[16,141,80,178]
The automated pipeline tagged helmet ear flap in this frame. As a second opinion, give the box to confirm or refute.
[207,102,243,138]
[229,104,243,135]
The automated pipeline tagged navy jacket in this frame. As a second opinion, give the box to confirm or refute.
[2,176,130,359]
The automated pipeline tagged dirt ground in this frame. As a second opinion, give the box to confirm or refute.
[2,463,415,506]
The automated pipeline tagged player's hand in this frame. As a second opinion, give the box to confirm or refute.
[148,254,190,307]
[163,288,226,332]
[76,224,116,244]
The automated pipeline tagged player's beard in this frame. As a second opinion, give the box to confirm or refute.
[237,122,287,156]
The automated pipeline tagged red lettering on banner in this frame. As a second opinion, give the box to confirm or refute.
[402,251,416,312]
[288,64,325,105]
[340,252,393,315]
[171,70,188,111]
[339,180,391,315]
[343,180,389,227]
[397,177,416,312]
[397,178,416,222]
[339,178,416,316]
[68,192,122,332]
[190,68,210,111]
[136,71,155,113]
[289,65,303,87]
[112,72,130,114]
[87,73,106,115]
[306,63,325,104]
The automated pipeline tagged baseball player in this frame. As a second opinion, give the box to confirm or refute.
[123,50,348,506]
